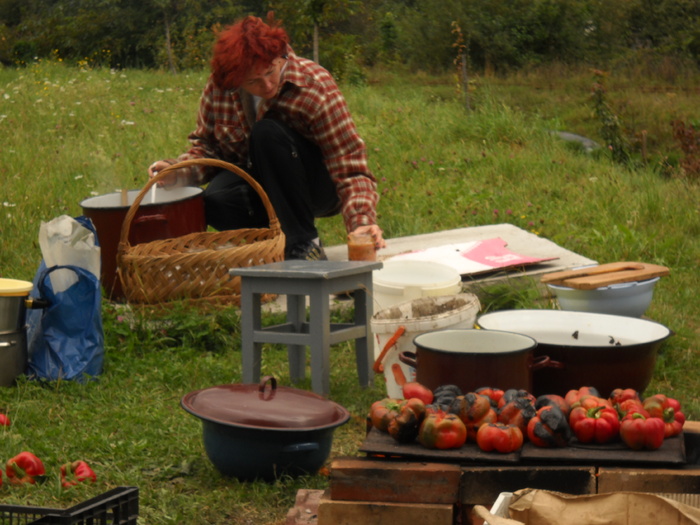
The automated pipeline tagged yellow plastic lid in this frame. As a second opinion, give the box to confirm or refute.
[0,278,33,296]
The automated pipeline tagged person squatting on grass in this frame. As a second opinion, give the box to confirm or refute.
[147,13,386,261]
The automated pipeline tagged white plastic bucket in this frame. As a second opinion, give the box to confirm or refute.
[371,293,481,398]
[371,260,462,313]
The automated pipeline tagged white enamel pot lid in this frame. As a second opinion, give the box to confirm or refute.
[476,309,671,347]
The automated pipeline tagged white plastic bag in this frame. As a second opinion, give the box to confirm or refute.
[38,215,101,293]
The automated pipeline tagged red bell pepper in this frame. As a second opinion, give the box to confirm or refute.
[402,381,434,405]
[370,398,425,435]
[61,460,97,487]
[609,388,641,406]
[387,399,427,443]
[497,395,537,436]
[615,398,649,419]
[5,451,46,485]
[430,384,462,412]
[569,404,620,444]
[568,393,612,413]
[476,422,524,453]
[0,413,10,427]
[527,405,572,448]
[564,386,600,407]
[450,393,497,441]
[619,412,665,450]
[643,394,685,438]
[535,394,570,417]
[476,387,505,408]
[497,389,536,410]
[418,411,467,450]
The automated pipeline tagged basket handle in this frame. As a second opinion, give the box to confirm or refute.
[118,158,281,250]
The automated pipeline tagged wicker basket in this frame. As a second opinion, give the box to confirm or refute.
[117,158,285,304]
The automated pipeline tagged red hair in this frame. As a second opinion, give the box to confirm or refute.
[211,14,289,90]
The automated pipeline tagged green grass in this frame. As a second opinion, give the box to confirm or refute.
[1,60,699,523]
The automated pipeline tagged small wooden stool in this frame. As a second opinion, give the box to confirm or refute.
[230,260,383,396]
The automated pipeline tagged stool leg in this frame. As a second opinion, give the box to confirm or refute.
[240,281,262,384]
[308,283,331,396]
[287,294,307,383]
[353,280,373,388]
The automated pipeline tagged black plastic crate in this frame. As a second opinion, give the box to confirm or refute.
[0,486,138,525]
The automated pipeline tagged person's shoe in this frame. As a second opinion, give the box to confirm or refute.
[285,239,328,261]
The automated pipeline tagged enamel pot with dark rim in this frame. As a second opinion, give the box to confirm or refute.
[399,329,560,394]
[181,377,350,482]
[475,309,673,397]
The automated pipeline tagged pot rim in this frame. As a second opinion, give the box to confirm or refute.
[476,309,672,347]
[413,328,538,355]
[546,276,660,292]
[79,186,203,210]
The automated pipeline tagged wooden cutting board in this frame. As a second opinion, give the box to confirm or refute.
[540,262,669,290]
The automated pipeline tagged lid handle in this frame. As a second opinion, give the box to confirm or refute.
[258,376,278,400]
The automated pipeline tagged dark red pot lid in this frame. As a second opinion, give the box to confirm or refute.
[181,376,350,430]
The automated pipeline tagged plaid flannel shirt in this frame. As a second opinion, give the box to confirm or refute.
[176,51,379,232]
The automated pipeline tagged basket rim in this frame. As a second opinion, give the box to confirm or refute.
[117,158,281,256]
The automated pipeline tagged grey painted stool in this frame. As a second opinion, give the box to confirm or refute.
[230,260,383,396]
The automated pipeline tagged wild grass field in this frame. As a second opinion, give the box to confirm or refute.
[0,60,699,524]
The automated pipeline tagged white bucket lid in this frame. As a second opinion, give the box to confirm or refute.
[373,260,460,293]
[0,278,33,296]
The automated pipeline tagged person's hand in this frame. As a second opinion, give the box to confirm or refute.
[148,160,179,187]
[351,224,386,250]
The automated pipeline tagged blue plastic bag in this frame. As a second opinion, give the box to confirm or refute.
[26,216,104,382]
[26,264,104,382]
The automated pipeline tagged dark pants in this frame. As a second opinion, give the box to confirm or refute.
[202,119,340,247]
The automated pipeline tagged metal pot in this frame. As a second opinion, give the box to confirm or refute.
[80,186,205,300]
[475,309,672,397]
[400,329,558,394]
[0,330,27,387]
[181,376,350,482]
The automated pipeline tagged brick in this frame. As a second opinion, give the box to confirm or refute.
[598,467,700,494]
[460,466,596,504]
[329,457,462,504]
[317,492,453,525]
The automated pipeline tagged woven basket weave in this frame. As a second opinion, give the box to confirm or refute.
[117,158,285,304]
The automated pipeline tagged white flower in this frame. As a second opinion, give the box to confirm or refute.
[120,120,135,126]
[3,202,17,207]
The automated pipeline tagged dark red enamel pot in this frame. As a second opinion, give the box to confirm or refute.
[399,329,557,394]
[80,187,205,300]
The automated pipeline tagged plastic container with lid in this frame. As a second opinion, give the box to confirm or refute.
[371,260,462,313]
